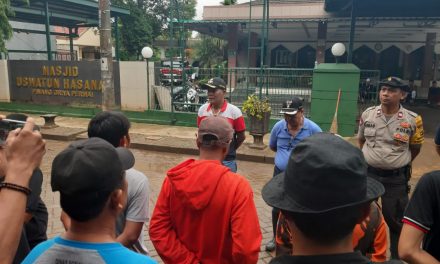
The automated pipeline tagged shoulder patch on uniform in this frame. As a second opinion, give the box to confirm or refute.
[364,106,376,112]
[406,110,418,118]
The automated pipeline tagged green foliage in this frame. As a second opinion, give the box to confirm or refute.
[0,0,13,52]
[113,0,196,60]
[221,0,237,5]
[119,2,153,60]
[242,94,271,120]
[193,35,226,68]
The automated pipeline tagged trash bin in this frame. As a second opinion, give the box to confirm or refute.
[311,63,360,137]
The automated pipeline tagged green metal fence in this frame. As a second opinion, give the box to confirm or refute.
[154,67,314,117]
[358,70,381,114]
[153,66,380,120]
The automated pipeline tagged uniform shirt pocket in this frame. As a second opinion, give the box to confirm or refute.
[364,128,376,147]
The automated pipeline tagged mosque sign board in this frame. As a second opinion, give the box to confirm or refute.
[8,60,120,106]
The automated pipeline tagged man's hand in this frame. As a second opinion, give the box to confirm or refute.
[5,118,45,186]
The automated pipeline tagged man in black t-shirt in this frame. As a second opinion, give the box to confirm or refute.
[399,171,440,262]
[262,134,385,264]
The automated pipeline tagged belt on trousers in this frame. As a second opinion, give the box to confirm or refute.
[367,165,409,177]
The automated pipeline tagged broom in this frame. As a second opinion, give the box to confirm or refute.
[329,89,342,134]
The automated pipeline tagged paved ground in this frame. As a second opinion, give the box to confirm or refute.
[39,140,276,263]
[6,105,440,263]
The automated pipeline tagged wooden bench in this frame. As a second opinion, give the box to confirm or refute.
[40,114,58,128]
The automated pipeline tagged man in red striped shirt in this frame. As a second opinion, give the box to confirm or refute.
[197,77,246,172]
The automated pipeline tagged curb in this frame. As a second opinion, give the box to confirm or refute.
[41,129,276,164]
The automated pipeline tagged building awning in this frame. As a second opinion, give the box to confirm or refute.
[324,0,440,17]
[10,0,130,27]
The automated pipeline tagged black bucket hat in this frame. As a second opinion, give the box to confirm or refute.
[379,77,410,92]
[262,133,384,214]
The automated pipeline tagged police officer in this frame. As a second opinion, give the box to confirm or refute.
[358,76,424,260]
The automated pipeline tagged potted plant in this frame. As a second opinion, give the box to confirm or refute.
[242,94,271,149]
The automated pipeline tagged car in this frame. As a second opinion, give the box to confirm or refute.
[160,60,191,86]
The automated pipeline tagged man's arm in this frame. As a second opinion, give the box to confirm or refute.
[409,115,424,161]
[410,144,422,161]
[435,125,440,156]
[399,172,438,264]
[269,123,278,152]
[116,221,144,247]
[230,180,262,264]
[0,118,46,264]
[398,224,439,264]
[117,172,149,248]
[235,131,246,150]
[358,138,366,149]
[149,178,199,264]
[357,114,366,149]
[232,113,246,150]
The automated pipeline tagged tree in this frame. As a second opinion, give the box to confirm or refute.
[193,35,226,68]
[0,0,13,52]
[118,1,153,60]
[112,0,196,60]
[221,0,237,5]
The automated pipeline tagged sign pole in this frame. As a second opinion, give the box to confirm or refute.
[99,0,117,110]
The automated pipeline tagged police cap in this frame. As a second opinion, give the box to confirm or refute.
[379,77,410,92]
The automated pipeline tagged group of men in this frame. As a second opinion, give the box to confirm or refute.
[1,75,439,263]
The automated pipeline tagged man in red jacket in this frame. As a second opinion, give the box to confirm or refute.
[149,116,261,264]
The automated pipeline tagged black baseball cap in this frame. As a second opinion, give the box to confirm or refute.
[262,133,384,214]
[51,138,135,195]
[280,97,303,115]
[379,77,410,92]
[201,77,227,90]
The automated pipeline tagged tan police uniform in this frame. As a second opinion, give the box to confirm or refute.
[359,105,424,169]
[358,104,424,259]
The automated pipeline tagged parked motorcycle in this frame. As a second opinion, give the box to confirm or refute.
[170,78,206,112]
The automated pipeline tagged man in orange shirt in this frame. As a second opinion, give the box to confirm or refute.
[275,202,387,262]
[149,116,261,264]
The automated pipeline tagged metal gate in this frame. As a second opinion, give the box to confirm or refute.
[153,66,380,121]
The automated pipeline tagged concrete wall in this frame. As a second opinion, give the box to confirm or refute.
[0,61,10,102]
[119,61,155,111]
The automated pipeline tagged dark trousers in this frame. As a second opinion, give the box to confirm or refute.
[368,168,409,259]
[271,166,283,237]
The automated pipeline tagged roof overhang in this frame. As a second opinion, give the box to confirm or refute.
[9,0,130,28]
[324,0,440,17]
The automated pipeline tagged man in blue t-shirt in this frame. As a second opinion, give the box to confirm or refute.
[265,97,322,251]
[23,138,155,264]
[435,124,440,156]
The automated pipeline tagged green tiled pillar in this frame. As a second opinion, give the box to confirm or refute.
[311,63,360,136]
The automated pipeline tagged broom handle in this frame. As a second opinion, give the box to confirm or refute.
[335,89,342,115]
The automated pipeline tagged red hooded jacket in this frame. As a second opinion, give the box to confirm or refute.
[149,159,261,264]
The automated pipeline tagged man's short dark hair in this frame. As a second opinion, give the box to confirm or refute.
[60,173,125,222]
[88,111,130,147]
[282,202,370,244]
